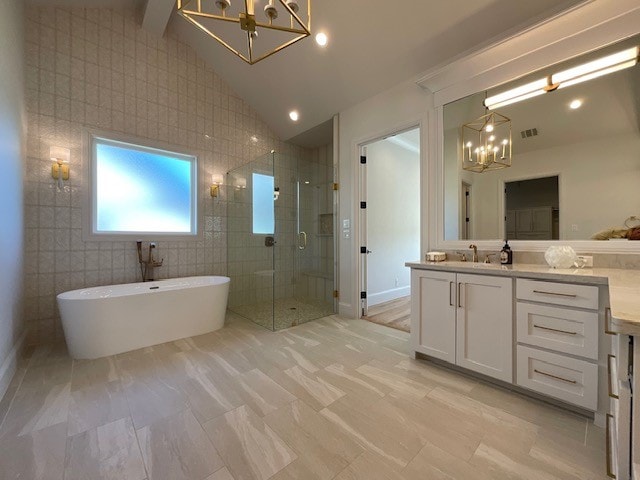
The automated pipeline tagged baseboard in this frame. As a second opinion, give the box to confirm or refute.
[368,286,410,306]
[0,330,27,403]
[338,302,355,318]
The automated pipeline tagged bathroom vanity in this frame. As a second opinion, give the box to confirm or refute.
[407,261,640,479]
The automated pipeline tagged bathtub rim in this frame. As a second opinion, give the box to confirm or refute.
[57,275,230,301]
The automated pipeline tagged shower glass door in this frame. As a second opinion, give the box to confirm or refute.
[227,151,276,330]
[227,150,335,331]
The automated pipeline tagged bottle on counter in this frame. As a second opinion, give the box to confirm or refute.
[500,240,513,265]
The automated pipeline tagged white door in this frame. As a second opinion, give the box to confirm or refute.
[411,269,457,363]
[456,273,513,382]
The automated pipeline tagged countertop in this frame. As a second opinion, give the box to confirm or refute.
[406,261,640,336]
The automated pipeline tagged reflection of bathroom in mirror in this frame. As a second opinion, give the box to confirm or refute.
[443,36,640,242]
[505,176,559,241]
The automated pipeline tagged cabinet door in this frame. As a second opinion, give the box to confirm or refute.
[411,269,456,363]
[505,210,516,240]
[531,207,552,233]
[456,273,513,382]
[516,209,533,232]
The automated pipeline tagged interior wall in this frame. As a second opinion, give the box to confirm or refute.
[464,133,640,240]
[366,139,420,305]
[0,0,26,398]
[338,80,430,317]
[506,176,559,210]
[23,6,301,344]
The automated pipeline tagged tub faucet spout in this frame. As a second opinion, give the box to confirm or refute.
[137,241,163,282]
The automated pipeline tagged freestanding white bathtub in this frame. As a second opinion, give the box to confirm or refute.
[57,276,230,359]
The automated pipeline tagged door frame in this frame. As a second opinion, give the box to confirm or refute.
[461,181,471,240]
[357,124,421,317]
[499,171,562,240]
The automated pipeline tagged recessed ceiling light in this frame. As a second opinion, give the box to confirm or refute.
[315,32,328,47]
[289,110,299,121]
[304,180,310,184]
[569,99,583,109]
[250,135,258,143]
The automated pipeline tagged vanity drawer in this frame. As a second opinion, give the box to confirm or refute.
[516,279,598,310]
[517,303,598,360]
[612,333,631,385]
[516,345,598,410]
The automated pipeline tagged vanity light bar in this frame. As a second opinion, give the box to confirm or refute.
[483,78,548,110]
[484,46,639,110]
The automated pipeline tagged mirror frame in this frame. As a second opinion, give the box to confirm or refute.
[420,0,640,253]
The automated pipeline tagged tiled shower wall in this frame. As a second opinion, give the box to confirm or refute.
[23,6,305,345]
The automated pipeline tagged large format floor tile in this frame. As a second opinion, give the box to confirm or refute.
[138,408,224,480]
[203,405,297,480]
[65,417,146,480]
[0,314,609,480]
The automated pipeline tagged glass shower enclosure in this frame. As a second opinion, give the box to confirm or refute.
[227,150,335,331]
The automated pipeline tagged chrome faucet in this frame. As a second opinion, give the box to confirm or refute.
[469,244,479,263]
[137,241,164,282]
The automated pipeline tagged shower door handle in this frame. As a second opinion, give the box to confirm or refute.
[298,232,307,250]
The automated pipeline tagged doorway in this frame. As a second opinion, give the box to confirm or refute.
[461,181,471,240]
[359,127,420,332]
[504,175,559,240]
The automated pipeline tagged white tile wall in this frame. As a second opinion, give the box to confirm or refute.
[24,6,305,345]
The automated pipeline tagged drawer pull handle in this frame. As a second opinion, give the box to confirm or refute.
[607,354,619,400]
[533,324,577,336]
[606,413,616,479]
[533,369,577,384]
[532,289,577,298]
[605,307,615,335]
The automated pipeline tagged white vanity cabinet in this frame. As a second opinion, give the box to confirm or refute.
[607,330,632,479]
[411,269,513,382]
[515,278,600,411]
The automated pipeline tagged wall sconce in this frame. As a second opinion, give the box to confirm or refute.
[236,177,247,189]
[210,174,224,197]
[50,146,70,190]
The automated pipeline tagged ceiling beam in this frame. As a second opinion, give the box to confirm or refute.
[141,0,176,38]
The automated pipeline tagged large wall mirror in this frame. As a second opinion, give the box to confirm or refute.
[443,35,640,243]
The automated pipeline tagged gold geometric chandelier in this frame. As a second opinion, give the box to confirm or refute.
[177,0,311,65]
[461,111,512,173]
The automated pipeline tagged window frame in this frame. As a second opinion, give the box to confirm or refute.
[84,131,202,242]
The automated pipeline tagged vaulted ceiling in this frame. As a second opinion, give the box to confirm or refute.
[29,0,586,144]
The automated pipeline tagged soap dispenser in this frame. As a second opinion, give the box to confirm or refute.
[500,240,513,265]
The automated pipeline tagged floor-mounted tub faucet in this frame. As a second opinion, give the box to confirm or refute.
[137,241,164,282]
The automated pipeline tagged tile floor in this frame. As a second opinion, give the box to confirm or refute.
[230,298,335,331]
[0,313,609,480]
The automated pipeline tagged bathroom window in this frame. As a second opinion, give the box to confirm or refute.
[91,136,198,236]
[252,173,275,234]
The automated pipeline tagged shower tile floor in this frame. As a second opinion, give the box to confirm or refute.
[0,313,609,480]
[230,297,335,330]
